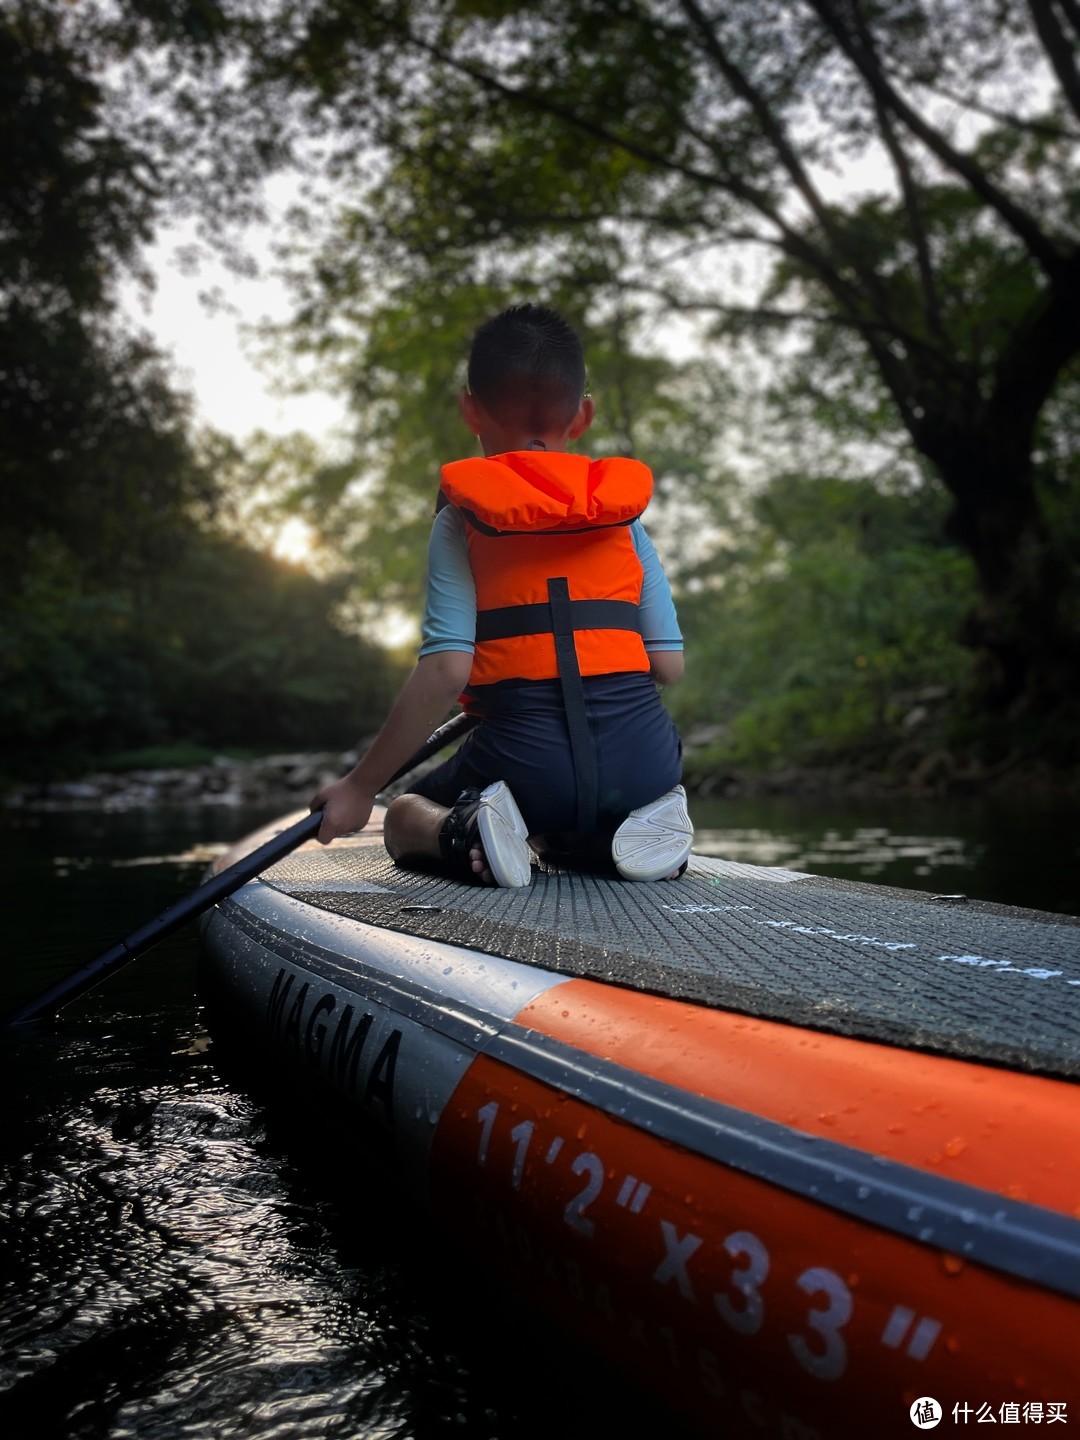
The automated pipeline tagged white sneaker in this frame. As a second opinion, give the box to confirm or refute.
[611,785,693,882]
[477,781,534,888]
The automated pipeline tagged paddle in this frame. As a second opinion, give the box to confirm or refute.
[1,711,478,1031]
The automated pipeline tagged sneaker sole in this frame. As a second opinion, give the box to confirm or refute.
[611,785,693,882]
[477,781,533,888]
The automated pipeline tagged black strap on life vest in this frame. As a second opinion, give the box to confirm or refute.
[474,598,640,642]
[547,576,598,837]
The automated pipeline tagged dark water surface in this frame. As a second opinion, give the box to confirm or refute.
[0,795,1075,1439]
[691,792,1078,918]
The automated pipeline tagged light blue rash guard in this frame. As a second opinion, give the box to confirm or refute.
[418,505,683,658]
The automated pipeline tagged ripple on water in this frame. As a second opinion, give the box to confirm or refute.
[0,1031,430,1439]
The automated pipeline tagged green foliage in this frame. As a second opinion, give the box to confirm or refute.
[0,1,403,785]
[247,0,1080,722]
[673,473,977,770]
[1,2,213,599]
[5,0,1077,784]
[0,528,405,782]
[136,532,403,753]
[98,744,249,773]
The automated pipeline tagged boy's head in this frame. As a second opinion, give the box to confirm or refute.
[465,304,588,439]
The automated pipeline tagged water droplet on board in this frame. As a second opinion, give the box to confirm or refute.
[942,1254,964,1275]
[944,1137,967,1158]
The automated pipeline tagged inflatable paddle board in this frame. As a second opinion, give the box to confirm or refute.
[198,810,1080,1438]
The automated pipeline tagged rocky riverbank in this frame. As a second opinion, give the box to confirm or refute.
[3,733,1074,812]
[3,752,359,812]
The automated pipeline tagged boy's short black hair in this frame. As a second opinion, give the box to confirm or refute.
[467,304,586,433]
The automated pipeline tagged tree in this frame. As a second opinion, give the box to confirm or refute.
[1,0,304,597]
[249,0,1080,740]
[672,468,977,770]
[0,1,394,774]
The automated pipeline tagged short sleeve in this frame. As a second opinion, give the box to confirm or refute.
[418,505,477,656]
[632,521,683,651]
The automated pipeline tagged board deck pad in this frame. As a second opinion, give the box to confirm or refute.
[259,846,1080,1079]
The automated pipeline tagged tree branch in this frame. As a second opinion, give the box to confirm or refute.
[675,0,832,226]
[988,251,1080,441]
[370,15,874,318]
[844,15,945,342]
[1026,0,1080,121]
[806,0,1068,278]
[897,70,1080,142]
[360,5,939,425]
[675,0,902,323]
[613,280,949,357]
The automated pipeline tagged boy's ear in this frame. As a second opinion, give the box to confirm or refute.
[459,390,483,435]
[567,395,595,441]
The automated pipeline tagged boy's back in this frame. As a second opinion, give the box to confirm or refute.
[312,304,693,886]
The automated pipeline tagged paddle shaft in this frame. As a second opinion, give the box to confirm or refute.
[2,711,478,1030]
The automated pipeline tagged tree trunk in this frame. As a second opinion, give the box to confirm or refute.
[913,264,1080,732]
[931,435,1077,721]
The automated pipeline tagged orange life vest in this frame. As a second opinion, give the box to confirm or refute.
[439,449,654,688]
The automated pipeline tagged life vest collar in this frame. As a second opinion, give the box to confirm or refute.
[440,450,653,534]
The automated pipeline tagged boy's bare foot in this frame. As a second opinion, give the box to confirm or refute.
[469,841,495,885]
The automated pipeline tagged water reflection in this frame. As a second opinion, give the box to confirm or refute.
[1,1018,686,1440]
[1,1026,486,1439]
[687,795,1076,915]
[694,823,974,877]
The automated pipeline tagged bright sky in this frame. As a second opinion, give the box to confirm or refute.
[124,216,352,570]
[131,223,348,446]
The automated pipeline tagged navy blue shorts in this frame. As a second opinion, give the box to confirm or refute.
[407,672,683,839]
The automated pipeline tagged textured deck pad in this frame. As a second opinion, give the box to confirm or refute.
[260,847,1080,1078]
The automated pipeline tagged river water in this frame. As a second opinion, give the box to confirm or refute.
[0,794,1075,1439]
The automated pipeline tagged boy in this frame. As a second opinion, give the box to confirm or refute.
[312,304,692,886]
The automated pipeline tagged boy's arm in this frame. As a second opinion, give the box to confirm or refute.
[310,649,474,844]
[633,522,684,686]
[649,650,685,686]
